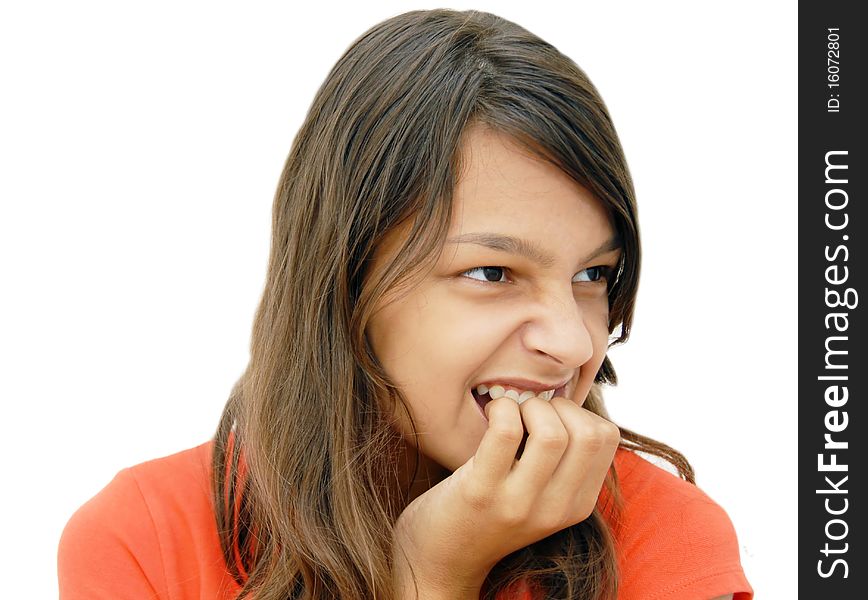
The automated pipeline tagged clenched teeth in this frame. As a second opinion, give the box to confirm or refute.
[475,383,555,404]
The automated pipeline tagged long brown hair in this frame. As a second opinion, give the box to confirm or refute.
[211,9,694,599]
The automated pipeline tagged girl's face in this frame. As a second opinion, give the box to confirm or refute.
[366,125,622,486]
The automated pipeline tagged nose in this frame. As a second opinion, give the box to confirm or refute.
[520,284,596,367]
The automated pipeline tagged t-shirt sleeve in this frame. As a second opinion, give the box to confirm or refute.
[58,468,168,600]
[614,454,753,600]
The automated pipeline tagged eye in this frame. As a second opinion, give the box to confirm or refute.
[460,265,617,286]
[461,266,509,284]
[572,266,617,284]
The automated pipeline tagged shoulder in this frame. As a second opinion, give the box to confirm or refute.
[58,441,238,600]
[605,448,754,600]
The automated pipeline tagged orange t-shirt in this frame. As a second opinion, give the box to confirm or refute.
[57,442,753,599]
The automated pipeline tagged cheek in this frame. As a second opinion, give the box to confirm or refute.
[367,290,484,402]
[589,306,612,354]
[573,304,612,400]
[579,292,611,339]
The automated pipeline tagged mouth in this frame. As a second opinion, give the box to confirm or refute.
[472,383,569,421]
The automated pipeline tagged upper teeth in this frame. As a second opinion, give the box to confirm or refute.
[476,384,556,404]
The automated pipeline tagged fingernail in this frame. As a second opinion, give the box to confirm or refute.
[483,401,492,419]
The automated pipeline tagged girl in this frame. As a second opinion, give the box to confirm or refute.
[58,9,753,600]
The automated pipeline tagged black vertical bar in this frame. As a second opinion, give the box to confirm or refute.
[799,1,866,595]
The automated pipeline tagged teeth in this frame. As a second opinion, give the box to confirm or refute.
[475,384,556,404]
[518,390,536,403]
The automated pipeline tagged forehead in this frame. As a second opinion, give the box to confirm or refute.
[366,127,617,285]
[451,125,613,238]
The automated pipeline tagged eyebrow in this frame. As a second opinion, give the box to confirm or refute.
[445,232,623,267]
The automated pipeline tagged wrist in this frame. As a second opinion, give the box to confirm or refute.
[392,524,488,599]
[393,559,484,600]
[394,577,482,600]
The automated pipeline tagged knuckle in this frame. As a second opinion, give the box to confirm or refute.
[537,428,569,450]
[491,424,523,445]
[577,420,619,453]
[581,428,608,453]
[537,505,570,531]
[601,421,622,446]
[574,496,598,521]
[462,482,494,511]
[498,501,531,526]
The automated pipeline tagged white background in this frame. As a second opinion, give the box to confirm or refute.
[0,1,795,597]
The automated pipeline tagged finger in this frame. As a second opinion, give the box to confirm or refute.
[472,396,524,484]
[507,396,569,489]
[544,397,620,513]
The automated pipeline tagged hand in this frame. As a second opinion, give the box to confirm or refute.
[391,394,621,597]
